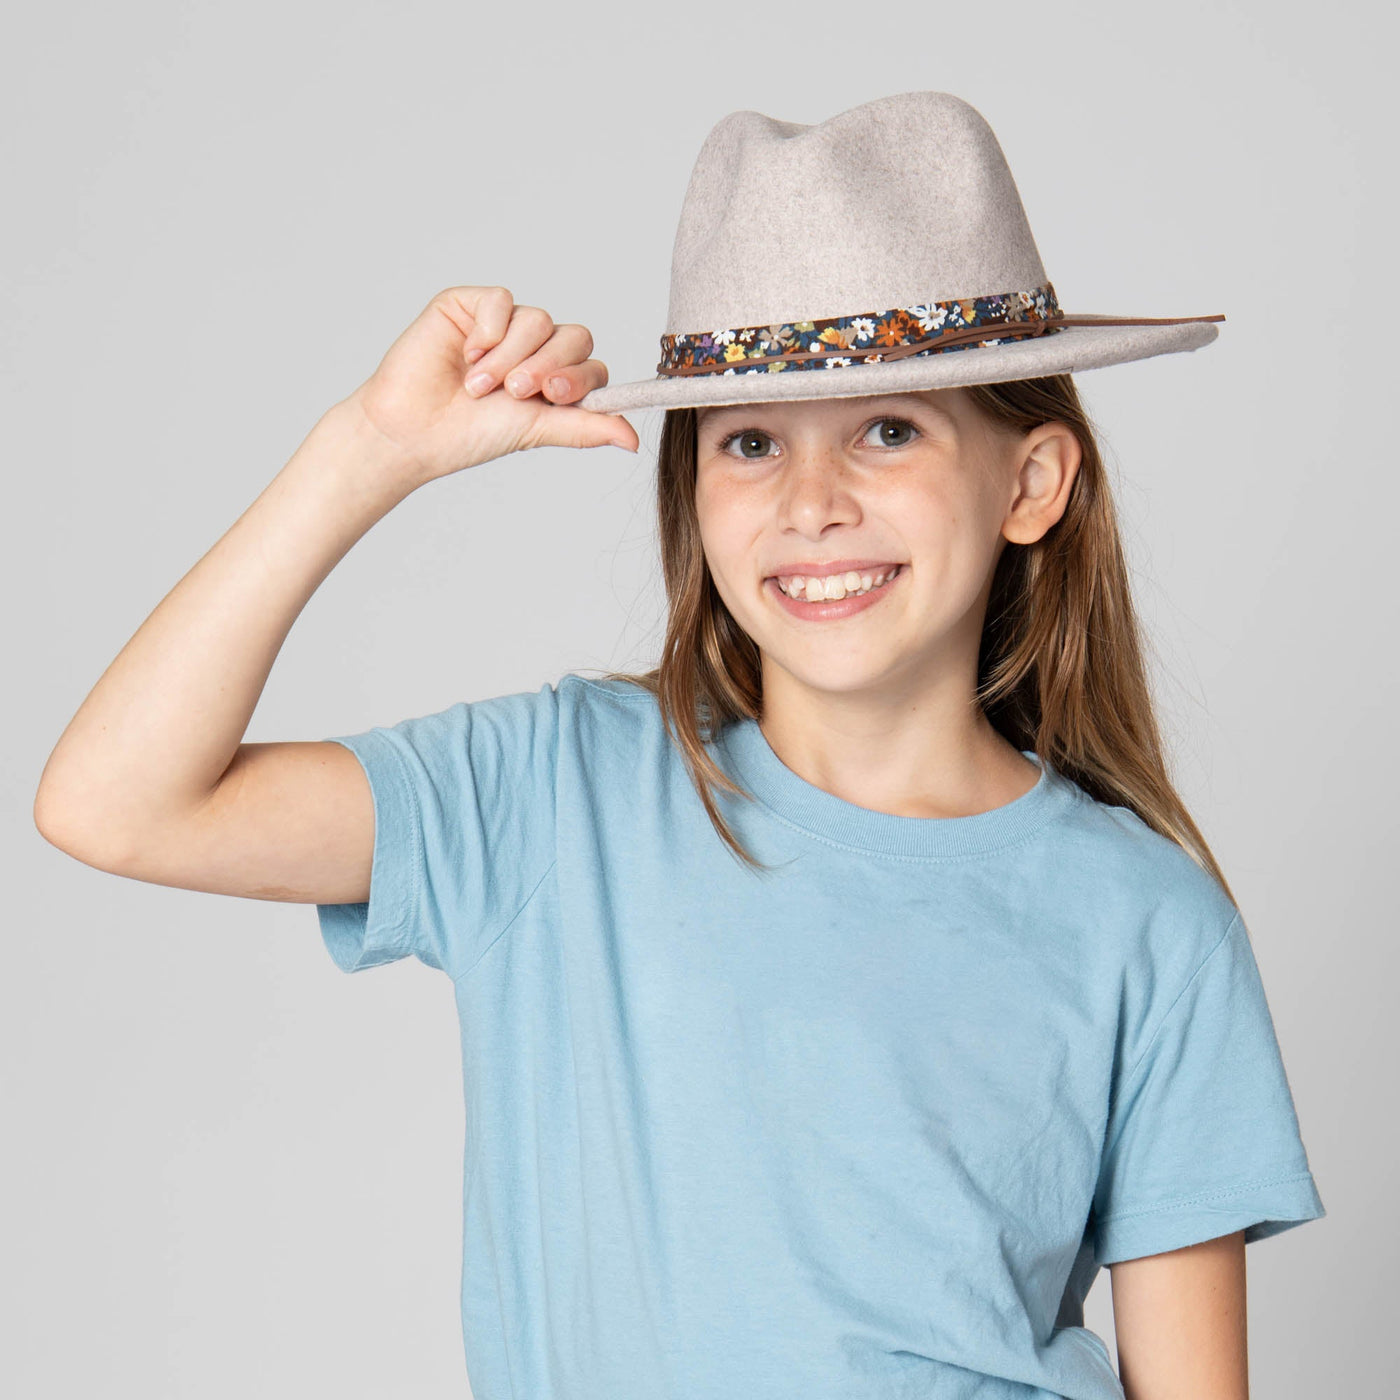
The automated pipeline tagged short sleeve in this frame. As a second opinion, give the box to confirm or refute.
[315,681,560,979]
[1091,911,1326,1266]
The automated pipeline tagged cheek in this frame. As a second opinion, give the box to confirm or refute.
[694,473,750,570]
[887,484,957,556]
[692,468,720,536]
[693,491,723,572]
[895,491,997,597]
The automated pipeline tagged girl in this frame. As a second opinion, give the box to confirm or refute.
[34,92,1324,1400]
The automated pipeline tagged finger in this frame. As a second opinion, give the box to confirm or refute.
[537,355,610,404]
[504,326,596,400]
[537,403,640,453]
[455,285,515,364]
[464,305,557,396]
[541,361,641,451]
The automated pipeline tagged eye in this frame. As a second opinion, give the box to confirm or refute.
[860,417,920,448]
[718,428,776,460]
[715,416,920,460]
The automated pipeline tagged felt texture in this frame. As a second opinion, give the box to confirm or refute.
[578,91,1221,415]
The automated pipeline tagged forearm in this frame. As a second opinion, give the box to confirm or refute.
[34,396,418,863]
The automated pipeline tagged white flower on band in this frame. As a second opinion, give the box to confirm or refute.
[911,305,949,332]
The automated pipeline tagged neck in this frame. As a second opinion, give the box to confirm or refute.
[756,659,1038,820]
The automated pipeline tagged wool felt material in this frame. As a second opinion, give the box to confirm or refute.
[315,674,1324,1400]
[578,91,1222,414]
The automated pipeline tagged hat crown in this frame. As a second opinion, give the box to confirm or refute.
[666,90,1047,335]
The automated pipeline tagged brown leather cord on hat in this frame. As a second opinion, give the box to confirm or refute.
[656,313,1226,377]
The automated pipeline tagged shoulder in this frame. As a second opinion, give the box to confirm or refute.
[1046,768,1239,971]
[431,672,653,730]
[554,672,676,750]
[557,672,662,727]
[561,672,659,709]
[1055,780,1230,906]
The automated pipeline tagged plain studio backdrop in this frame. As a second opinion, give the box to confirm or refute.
[3,2,1391,1396]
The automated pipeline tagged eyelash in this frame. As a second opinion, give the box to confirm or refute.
[716,416,921,459]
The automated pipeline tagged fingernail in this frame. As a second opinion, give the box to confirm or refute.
[505,372,533,397]
[465,346,484,364]
[546,377,568,398]
[466,372,493,396]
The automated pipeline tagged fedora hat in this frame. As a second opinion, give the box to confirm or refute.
[578,90,1222,415]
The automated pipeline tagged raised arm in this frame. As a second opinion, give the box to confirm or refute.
[33,285,636,905]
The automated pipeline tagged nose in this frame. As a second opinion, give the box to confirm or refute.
[775,447,862,539]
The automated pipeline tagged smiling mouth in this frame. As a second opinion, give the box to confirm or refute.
[769,563,904,603]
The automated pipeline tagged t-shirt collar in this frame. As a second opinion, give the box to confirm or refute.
[715,716,1078,859]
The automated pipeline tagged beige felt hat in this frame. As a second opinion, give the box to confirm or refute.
[578,90,1222,415]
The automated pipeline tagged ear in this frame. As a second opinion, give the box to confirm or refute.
[1000,422,1082,546]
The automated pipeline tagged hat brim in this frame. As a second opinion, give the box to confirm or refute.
[576,318,1219,415]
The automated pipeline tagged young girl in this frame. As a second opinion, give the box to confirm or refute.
[35,91,1323,1400]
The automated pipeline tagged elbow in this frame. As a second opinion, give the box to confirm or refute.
[33,782,134,874]
[33,780,72,850]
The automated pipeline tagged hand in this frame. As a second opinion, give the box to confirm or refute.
[343,285,640,487]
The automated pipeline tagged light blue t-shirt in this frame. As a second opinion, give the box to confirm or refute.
[316,673,1324,1400]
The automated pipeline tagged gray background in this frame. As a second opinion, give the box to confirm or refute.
[5,2,1390,1396]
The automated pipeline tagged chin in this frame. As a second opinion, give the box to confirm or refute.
[764,650,897,698]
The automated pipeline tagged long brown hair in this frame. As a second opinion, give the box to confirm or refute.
[602,374,1236,907]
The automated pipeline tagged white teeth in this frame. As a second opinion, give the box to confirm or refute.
[778,564,900,600]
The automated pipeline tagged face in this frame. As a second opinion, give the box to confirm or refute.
[692,388,1076,708]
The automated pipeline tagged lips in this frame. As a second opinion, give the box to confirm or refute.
[766,563,904,618]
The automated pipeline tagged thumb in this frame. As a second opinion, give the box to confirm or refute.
[546,405,639,453]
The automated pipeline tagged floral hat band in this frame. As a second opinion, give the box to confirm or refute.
[655,282,1224,378]
[576,93,1229,415]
